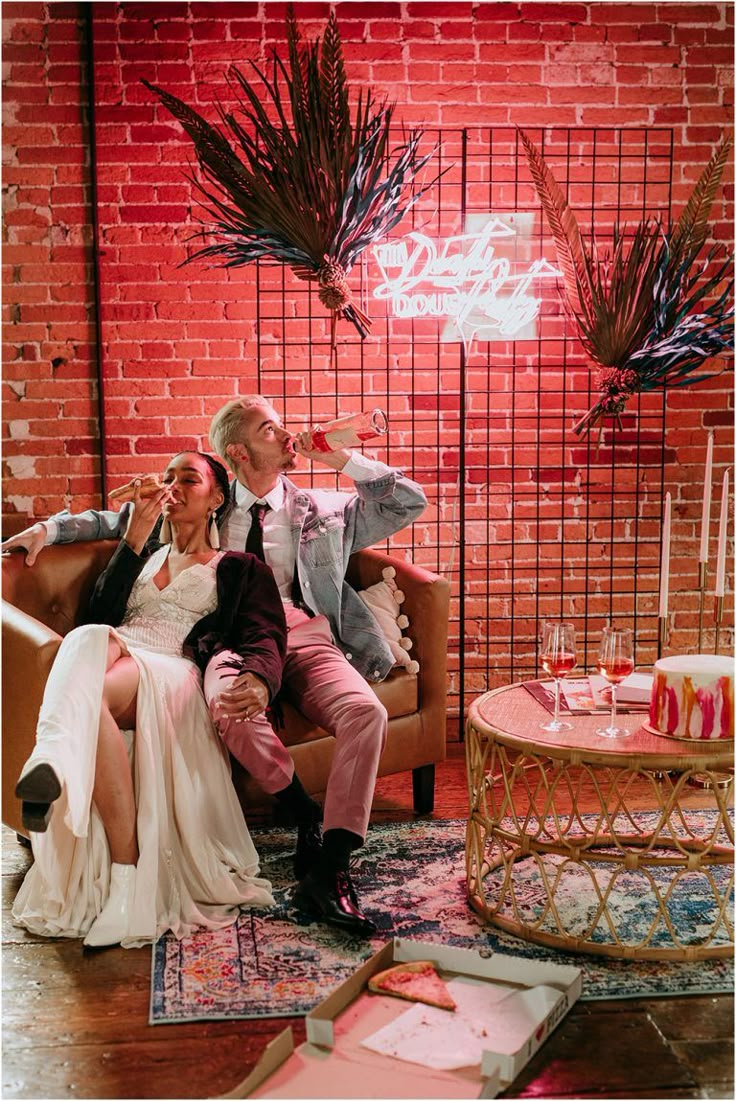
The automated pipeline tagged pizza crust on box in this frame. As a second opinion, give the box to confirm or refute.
[367,960,456,1011]
[108,474,165,502]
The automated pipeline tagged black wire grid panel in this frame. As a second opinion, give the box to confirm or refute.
[253,127,674,737]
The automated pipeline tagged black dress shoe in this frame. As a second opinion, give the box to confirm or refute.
[292,869,376,936]
[15,763,61,833]
[294,820,323,880]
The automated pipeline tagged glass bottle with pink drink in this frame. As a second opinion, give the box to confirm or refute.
[299,409,388,453]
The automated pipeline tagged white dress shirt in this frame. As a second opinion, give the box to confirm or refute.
[219,452,393,605]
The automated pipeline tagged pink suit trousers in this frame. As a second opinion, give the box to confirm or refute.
[203,606,388,840]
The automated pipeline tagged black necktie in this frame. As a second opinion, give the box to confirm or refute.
[246,502,270,562]
[246,498,311,614]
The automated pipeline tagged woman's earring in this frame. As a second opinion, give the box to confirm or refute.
[208,512,220,549]
[160,517,172,543]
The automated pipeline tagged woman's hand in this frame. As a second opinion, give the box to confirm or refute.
[214,671,269,723]
[123,481,172,554]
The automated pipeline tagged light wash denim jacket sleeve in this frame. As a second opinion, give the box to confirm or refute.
[46,468,428,682]
[284,468,428,681]
[52,503,131,542]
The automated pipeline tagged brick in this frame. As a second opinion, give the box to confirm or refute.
[123,205,189,223]
[619,85,684,104]
[154,23,192,41]
[401,20,436,39]
[519,2,587,19]
[686,45,734,64]
[507,22,543,40]
[572,24,606,42]
[637,23,673,42]
[478,42,546,61]
[658,4,723,20]
[135,435,199,454]
[472,3,522,19]
[438,20,474,39]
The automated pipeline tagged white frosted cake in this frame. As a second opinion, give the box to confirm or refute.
[649,655,734,740]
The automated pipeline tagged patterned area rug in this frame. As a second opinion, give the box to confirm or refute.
[150,815,733,1023]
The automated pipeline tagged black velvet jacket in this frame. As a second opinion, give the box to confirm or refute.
[83,541,287,702]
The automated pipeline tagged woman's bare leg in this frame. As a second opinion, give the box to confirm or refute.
[94,637,140,865]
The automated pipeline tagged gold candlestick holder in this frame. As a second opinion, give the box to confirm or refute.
[697,561,707,653]
[657,614,668,658]
[714,595,724,654]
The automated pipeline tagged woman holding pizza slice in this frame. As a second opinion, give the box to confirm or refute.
[12,451,285,949]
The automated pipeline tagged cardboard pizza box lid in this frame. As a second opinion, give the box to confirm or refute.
[220,938,582,1100]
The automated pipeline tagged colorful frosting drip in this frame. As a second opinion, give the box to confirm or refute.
[695,684,716,740]
[649,662,734,740]
[720,676,733,739]
[650,672,668,732]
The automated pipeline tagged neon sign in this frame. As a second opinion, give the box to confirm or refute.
[372,214,561,349]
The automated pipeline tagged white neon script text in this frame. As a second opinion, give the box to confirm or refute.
[372,218,560,345]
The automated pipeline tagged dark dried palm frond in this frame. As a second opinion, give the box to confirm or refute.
[669,138,733,264]
[517,128,594,320]
[519,130,734,439]
[143,6,438,341]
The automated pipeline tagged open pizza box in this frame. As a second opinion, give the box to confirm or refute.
[220,938,582,1099]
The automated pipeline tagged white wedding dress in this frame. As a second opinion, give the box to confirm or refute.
[12,545,274,947]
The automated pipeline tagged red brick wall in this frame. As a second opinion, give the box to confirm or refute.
[2,2,733,720]
[3,1,99,516]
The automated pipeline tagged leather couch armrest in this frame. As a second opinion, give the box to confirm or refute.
[2,601,62,835]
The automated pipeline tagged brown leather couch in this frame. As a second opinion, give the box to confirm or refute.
[2,541,450,838]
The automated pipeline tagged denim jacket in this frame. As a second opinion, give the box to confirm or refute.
[48,468,427,682]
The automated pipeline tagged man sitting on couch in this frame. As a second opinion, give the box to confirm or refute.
[2,396,428,936]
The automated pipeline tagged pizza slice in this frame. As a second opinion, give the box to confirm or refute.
[108,474,165,503]
[367,960,456,1011]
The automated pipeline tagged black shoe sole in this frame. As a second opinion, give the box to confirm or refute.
[293,906,375,937]
[291,888,376,937]
[15,764,61,833]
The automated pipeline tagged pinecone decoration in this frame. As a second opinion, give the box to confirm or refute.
[588,366,640,422]
[595,366,640,398]
[317,257,351,312]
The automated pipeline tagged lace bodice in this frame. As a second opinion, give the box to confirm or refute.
[116,546,222,656]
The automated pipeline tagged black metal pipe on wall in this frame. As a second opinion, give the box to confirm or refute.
[83,2,107,503]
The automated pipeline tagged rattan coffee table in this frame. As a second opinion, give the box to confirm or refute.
[466,684,734,960]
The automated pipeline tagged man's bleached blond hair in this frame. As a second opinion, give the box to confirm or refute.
[208,396,277,471]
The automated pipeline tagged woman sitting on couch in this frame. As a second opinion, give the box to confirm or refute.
[13,451,285,949]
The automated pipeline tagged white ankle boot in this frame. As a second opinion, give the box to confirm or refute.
[83,863,136,948]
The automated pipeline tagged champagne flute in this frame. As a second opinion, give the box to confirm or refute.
[539,621,577,732]
[597,626,635,738]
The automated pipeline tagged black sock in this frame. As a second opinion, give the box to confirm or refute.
[273,772,322,825]
[319,828,363,876]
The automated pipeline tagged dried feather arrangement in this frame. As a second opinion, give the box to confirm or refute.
[142,7,437,347]
[519,130,734,438]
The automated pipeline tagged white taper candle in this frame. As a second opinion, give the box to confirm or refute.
[699,431,714,564]
[714,469,730,598]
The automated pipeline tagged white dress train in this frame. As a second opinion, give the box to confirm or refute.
[12,546,274,947]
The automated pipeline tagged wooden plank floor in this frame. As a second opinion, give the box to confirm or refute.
[2,742,733,1100]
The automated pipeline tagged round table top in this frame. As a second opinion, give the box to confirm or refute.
[467,683,734,769]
